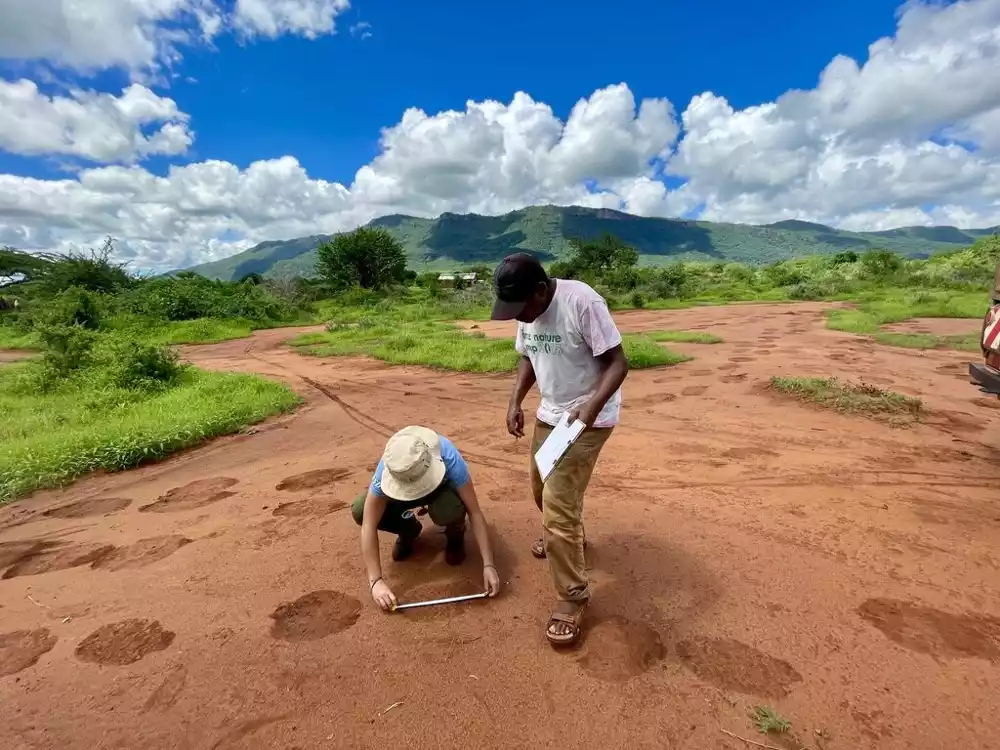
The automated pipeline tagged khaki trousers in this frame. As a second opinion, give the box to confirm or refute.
[530,419,613,602]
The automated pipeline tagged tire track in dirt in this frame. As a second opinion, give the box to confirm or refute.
[248,344,521,473]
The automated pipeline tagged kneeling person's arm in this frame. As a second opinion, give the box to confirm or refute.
[360,490,396,610]
[443,440,500,596]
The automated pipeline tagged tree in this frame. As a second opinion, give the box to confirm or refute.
[860,249,902,280]
[561,233,639,290]
[568,234,639,276]
[315,227,408,292]
[831,250,859,266]
[239,272,264,285]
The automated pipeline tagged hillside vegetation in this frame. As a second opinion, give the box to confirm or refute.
[180,205,998,281]
[0,244,306,501]
[2,230,997,503]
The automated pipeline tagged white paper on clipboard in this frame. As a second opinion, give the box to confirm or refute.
[534,414,586,482]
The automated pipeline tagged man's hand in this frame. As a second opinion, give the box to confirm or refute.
[566,401,600,428]
[371,579,397,612]
[506,403,524,438]
[483,565,501,597]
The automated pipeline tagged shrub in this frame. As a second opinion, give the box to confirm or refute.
[786,281,831,300]
[102,340,184,391]
[761,261,805,287]
[653,263,689,298]
[831,250,859,265]
[860,249,903,280]
[35,238,135,296]
[36,324,97,386]
[630,291,647,308]
[46,286,103,329]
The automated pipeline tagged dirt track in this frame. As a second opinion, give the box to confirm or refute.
[2,302,999,750]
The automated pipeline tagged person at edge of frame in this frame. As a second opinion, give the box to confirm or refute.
[352,425,501,611]
[982,259,1000,355]
[490,252,628,647]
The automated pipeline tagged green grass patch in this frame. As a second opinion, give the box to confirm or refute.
[291,320,520,373]
[0,325,41,350]
[825,289,984,335]
[103,314,320,346]
[873,331,980,352]
[768,376,922,425]
[142,318,257,345]
[645,329,723,344]
[622,335,693,368]
[0,366,300,503]
[290,320,690,372]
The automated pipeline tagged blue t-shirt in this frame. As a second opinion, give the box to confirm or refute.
[369,435,470,499]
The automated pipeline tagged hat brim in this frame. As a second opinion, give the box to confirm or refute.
[490,297,526,321]
[379,426,447,502]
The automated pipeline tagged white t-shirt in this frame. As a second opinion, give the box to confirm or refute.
[515,279,624,428]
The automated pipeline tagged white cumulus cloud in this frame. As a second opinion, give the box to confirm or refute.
[667,0,1000,228]
[0,80,192,162]
[0,0,351,76]
[2,0,1000,274]
[234,0,351,39]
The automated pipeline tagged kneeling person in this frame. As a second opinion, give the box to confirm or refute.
[352,425,501,611]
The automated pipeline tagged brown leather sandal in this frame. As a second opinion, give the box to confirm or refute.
[545,601,587,647]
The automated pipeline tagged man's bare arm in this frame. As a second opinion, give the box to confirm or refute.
[572,344,628,426]
[506,356,537,437]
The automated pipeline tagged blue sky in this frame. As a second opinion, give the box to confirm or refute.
[1,0,999,272]
[1,0,904,184]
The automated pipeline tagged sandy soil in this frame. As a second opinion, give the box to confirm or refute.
[2,302,1000,750]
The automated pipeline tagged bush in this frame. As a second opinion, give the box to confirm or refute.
[336,286,388,309]
[35,238,135,296]
[119,275,296,323]
[630,291,647,309]
[786,281,831,300]
[860,249,903,280]
[761,261,805,287]
[831,250,859,265]
[36,324,97,386]
[652,264,689,298]
[46,286,103,329]
[103,340,184,391]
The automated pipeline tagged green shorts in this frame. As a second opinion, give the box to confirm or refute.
[351,485,467,532]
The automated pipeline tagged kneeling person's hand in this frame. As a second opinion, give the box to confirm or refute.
[371,579,397,612]
[483,565,501,597]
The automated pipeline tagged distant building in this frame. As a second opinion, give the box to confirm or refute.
[437,272,478,285]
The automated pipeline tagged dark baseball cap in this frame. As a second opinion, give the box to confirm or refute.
[490,252,548,320]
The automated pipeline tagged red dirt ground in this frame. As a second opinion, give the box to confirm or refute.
[0,349,34,363]
[2,302,1000,750]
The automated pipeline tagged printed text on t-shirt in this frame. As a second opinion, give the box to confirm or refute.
[520,330,563,355]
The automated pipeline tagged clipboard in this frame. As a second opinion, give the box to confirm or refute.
[534,413,586,482]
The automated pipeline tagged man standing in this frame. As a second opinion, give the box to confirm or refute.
[491,253,628,646]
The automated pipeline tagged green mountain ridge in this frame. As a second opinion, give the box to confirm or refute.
[179,205,1000,281]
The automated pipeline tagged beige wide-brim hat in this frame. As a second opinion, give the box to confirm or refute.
[379,425,447,502]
